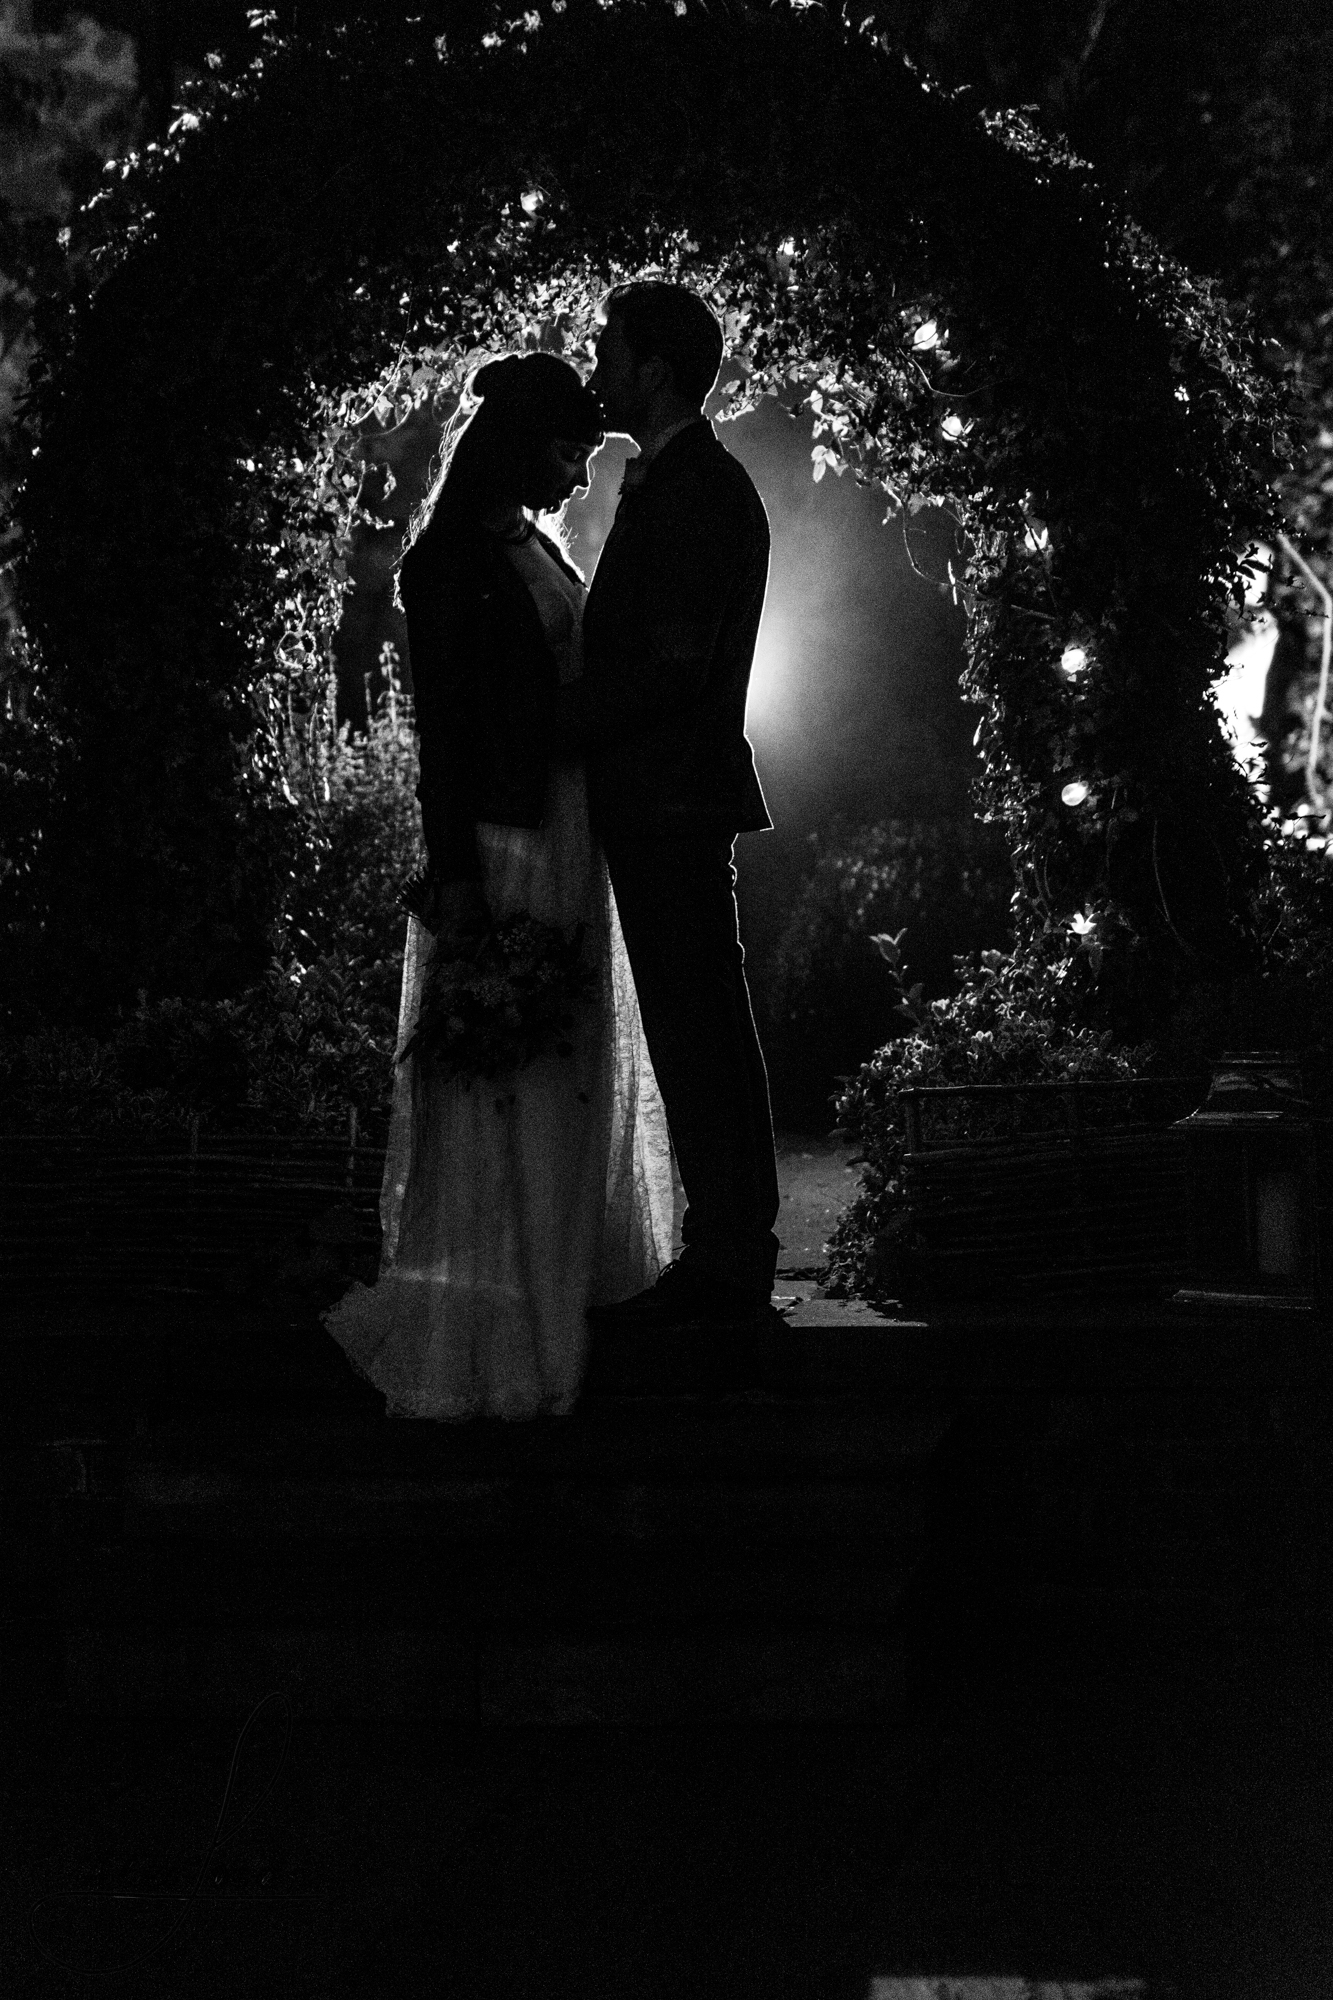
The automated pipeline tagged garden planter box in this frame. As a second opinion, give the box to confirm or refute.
[0,1134,385,1309]
[893,1081,1203,1302]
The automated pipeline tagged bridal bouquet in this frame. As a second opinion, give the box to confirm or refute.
[397,909,598,1082]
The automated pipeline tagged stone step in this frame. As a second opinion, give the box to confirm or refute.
[105,1395,955,1479]
[8,1301,1331,1722]
[5,1299,1333,1442]
[920,1398,1333,1629]
[55,1622,911,1723]
[54,1532,919,1631]
[962,1479,1317,1558]
[111,1475,924,1544]
[2,1401,949,1529]
[945,1437,1324,1513]
[19,1413,1314,1577]
[5,1393,943,1722]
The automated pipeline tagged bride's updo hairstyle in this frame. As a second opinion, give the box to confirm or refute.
[411,352,603,553]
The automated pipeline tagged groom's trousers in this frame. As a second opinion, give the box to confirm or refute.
[601,830,781,1306]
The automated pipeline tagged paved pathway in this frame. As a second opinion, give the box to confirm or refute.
[669,1127,872,1294]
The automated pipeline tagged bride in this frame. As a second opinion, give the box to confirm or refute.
[324,353,674,1419]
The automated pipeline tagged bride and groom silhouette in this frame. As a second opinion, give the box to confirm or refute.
[325,282,781,1417]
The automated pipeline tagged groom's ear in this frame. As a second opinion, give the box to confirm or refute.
[637,351,673,397]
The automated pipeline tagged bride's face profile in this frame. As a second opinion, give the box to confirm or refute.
[523,434,599,514]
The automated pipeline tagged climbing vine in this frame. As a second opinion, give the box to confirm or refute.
[6,0,1284,1035]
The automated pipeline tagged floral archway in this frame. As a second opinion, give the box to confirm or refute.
[11,0,1279,1032]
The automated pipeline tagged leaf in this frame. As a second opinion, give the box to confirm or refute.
[869,928,907,967]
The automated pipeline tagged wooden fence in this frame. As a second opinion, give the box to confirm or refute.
[2,1080,1220,1315]
[0,1129,386,1308]
[897,1079,1204,1300]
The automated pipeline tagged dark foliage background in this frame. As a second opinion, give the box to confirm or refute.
[759,817,1012,1131]
[6,2,1282,1027]
[0,674,417,1136]
[868,0,1333,835]
[1,1,1327,1294]
[825,837,1333,1296]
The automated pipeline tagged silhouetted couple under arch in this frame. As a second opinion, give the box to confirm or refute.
[325,282,782,1416]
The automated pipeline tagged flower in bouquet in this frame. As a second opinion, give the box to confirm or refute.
[397,913,598,1082]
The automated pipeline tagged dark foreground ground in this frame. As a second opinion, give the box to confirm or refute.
[3,1136,1330,1999]
[5,1620,1330,1998]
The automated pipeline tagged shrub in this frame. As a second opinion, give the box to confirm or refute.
[823,825,1333,1299]
[823,944,1146,1298]
[276,648,423,1029]
[0,666,420,1140]
[761,816,1012,1129]
[0,965,393,1139]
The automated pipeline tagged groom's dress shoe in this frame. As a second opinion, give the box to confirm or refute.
[588,1260,769,1332]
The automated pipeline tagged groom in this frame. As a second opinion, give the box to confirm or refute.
[556,281,781,1335]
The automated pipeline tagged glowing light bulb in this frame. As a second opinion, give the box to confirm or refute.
[1060,645,1088,679]
[912,319,940,351]
[519,188,544,215]
[777,236,796,258]
[940,413,967,440]
[1061,780,1090,807]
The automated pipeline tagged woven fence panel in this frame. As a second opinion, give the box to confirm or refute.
[0,1136,386,1304]
[902,1129,1189,1298]
[898,1082,1200,1300]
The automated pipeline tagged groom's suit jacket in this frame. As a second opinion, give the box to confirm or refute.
[561,419,772,839]
[399,515,579,882]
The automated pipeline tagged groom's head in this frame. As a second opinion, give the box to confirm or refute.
[591,283,724,441]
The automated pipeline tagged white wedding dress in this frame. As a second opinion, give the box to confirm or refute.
[324,534,674,1419]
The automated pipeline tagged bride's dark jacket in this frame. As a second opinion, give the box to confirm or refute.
[398,511,582,883]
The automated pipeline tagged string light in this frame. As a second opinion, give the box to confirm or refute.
[912,319,940,351]
[1061,780,1090,807]
[1060,644,1088,679]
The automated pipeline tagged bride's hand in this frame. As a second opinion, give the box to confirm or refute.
[403,868,490,940]
[434,878,492,945]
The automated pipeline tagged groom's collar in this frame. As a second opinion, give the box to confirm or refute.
[637,412,709,466]
[620,414,710,494]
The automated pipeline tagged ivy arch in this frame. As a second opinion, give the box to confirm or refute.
[11,0,1280,1032]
